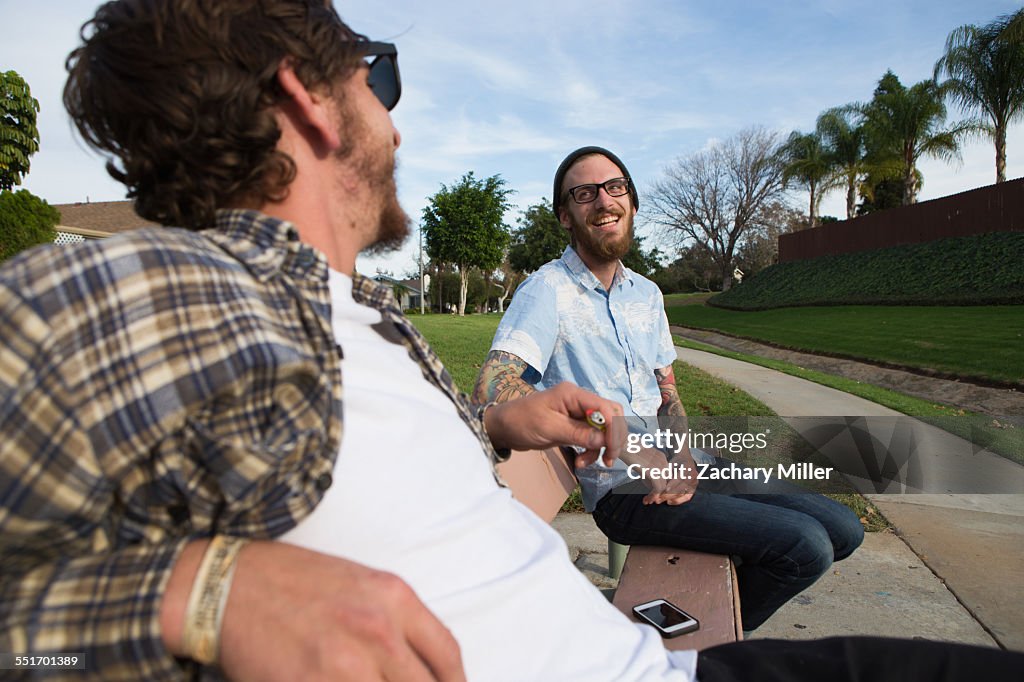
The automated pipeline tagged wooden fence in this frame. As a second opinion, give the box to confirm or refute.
[778,178,1024,262]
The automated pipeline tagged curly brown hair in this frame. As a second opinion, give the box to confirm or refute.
[64,0,367,229]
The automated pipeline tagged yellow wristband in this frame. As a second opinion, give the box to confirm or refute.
[182,535,247,665]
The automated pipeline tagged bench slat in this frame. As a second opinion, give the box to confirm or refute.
[500,447,741,650]
[612,546,742,650]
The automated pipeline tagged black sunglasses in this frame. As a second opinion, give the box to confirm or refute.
[360,41,401,111]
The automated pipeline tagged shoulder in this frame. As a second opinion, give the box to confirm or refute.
[3,227,241,294]
[0,228,251,340]
[2,227,233,284]
[513,259,570,296]
[622,267,664,300]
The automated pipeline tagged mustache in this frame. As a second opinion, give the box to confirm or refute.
[589,209,624,224]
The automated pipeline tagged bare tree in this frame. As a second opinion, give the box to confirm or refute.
[645,127,787,290]
[735,200,805,274]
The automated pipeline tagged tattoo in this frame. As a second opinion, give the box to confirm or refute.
[473,350,537,405]
[655,365,686,417]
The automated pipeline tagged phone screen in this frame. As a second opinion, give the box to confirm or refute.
[636,601,692,628]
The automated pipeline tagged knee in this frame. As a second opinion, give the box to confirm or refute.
[830,506,865,561]
[754,522,835,583]
[793,523,836,579]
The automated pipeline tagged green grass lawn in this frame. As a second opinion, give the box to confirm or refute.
[665,304,1024,385]
[663,292,715,307]
[410,313,502,393]
[410,313,888,530]
[675,336,1024,466]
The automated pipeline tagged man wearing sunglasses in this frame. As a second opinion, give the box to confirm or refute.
[477,146,864,632]
[1,1,1020,681]
[0,2,632,680]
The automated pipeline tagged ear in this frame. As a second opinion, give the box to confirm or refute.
[558,206,571,230]
[276,61,341,150]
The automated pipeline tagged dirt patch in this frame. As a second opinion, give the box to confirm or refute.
[672,326,1024,417]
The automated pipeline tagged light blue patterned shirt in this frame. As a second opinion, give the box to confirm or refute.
[492,246,678,510]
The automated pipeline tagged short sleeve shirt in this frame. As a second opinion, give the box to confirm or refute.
[491,247,677,509]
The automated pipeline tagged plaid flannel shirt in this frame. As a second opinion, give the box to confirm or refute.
[0,209,503,680]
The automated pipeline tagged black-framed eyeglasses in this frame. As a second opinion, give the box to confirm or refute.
[360,41,401,111]
[565,177,632,204]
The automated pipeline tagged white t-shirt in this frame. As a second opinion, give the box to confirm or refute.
[279,270,697,681]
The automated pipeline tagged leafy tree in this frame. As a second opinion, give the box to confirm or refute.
[856,175,912,215]
[0,71,40,191]
[422,172,513,315]
[508,199,568,274]
[816,108,869,219]
[935,9,1024,183]
[781,131,838,228]
[1002,7,1024,41]
[645,127,787,290]
[857,70,972,205]
[427,268,488,313]
[652,245,722,293]
[621,234,664,278]
[0,189,59,262]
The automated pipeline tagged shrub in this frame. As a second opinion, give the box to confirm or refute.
[0,189,59,262]
[709,231,1024,310]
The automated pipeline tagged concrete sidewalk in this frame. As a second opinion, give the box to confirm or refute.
[553,512,998,646]
[554,344,1024,651]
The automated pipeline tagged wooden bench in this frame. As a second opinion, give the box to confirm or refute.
[498,447,742,651]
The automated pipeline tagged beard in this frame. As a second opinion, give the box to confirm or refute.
[332,101,411,256]
[569,209,633,262]
[361,161,410,255]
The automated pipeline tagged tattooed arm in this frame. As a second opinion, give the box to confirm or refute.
[649,363,697,504]
[655,364,686,417]
[473,350,537,405]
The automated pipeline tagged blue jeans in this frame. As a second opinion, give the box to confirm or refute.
[592,457,864,630]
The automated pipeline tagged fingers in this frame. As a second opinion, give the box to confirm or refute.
[218,543,466,682]
[574,450,599,469]
[403,599,465,682]
[549,383,625,462]
[601,410,626,466]
[370,571,464,682]
[642,492,694,506]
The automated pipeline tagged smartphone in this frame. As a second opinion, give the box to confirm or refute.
[632,599,700,638]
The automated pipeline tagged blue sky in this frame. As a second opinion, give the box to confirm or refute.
[3,0,1023,276]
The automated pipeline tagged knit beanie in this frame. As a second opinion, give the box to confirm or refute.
[551,146,638,215]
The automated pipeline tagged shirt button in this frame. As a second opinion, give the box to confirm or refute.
[168,504,189,525]
[315,472,333,492]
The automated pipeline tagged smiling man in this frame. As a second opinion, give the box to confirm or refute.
[1,3,1021,681]
[476,146,864,632]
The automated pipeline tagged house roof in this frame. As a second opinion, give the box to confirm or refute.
[371,273,421,294]
[54,200,159,235]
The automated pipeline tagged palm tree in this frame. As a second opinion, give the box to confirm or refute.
[781,131,837,228]
[816,108,868,219]
[996,8,1024,43]
[858,71,972,205]
[934,10,1024,183]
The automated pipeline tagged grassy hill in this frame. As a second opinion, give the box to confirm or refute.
[665,305,1023,386]
[710,231,1024,311]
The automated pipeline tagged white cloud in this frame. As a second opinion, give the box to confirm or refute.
[5,0,1024,251]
